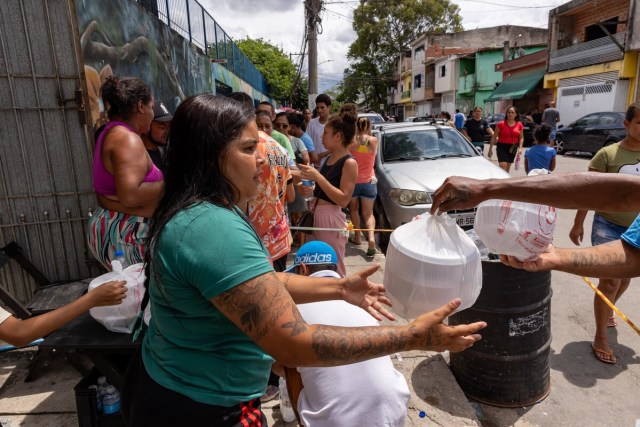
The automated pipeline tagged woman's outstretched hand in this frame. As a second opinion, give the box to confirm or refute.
[410,298,486,353]
[341,264,395,321]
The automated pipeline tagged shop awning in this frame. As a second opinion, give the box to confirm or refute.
[485,68,545,102]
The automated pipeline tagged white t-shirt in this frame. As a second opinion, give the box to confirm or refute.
[0,306,11,325]
[295,270,410,427]
[305,117,327,161]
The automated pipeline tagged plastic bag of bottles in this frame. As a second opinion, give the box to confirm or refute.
[383,212,482,319]
[89,262,146,333]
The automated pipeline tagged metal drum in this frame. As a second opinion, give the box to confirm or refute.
[449,260,552,407]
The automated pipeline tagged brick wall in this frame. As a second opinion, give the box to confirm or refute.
[570,0,629,43]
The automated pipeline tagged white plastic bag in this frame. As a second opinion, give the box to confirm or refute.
[89,262,146,333]
[474,196,556,261]
[384,213,482,319]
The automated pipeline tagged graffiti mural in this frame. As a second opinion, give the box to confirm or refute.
[75,0,269,131]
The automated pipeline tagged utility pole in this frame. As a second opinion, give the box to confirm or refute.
[306,0,322,110]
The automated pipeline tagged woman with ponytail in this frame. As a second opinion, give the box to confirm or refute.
[348,117,379,256]
[88,76,163,269]
[299,109,358,276]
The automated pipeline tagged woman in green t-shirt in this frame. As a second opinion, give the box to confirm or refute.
[121,94,486,426]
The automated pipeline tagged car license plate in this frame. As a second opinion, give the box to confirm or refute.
[454,215,475,227]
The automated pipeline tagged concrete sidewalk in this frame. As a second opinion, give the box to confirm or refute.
[1,234,640,426]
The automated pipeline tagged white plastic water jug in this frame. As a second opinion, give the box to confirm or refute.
[474,199,556,261]
[384,213,482,319]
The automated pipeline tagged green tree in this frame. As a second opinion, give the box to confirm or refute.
[346,0,462,106]
[235,37,297,103]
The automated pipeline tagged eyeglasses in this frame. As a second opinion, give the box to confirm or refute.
[274,123,289,130]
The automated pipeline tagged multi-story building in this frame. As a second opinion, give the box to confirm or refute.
[545,0,638,126]
[402,26,548,118]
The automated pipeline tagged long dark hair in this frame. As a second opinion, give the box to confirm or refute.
[100,76,152,120]
[145,94,255,272]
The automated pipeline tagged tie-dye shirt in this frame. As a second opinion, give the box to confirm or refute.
[248,131,293,261]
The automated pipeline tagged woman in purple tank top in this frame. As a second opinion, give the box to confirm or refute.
[88,76,164,269]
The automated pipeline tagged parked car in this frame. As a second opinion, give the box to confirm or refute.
[484,113,536,147]
[358,112,386,130]
[554,112,626,154]
[373,122,510,253]
[412,116,447,125]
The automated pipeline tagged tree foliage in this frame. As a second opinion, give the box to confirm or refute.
[236,37,297,103]
[349,0,463,71]
[341,0,463,106]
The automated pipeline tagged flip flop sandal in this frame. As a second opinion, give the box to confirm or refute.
[366,247,377,257]
[607,316,617,328]
[591,343,616,364]
[348,237,362,245]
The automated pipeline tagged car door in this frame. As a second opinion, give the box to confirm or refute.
[566,114,599,151]
[585,113,620,153]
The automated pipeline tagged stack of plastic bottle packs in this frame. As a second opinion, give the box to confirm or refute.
[474,199,557,261]
[384,213,482,319]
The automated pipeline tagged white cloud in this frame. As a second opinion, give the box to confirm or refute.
[200,0,569,93]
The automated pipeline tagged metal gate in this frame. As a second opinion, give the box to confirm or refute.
[0,0,101,305]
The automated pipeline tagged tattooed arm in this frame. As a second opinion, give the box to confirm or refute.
[212,271,486,367]
[499,241,640,279]
[276,265,394,321]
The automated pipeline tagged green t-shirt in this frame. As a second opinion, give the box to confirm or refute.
[589,143,640,227]
[271,130,295,159]
[142,202,275,406]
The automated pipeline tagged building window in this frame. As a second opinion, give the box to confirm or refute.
[585,18,618,41]
[414,74,422,88]
[439,65,446,77]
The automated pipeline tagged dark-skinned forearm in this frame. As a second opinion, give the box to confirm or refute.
[483,173,640,212]
[552,241,640,278]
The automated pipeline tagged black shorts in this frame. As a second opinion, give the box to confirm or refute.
[122,349,268,427]
[496,143,517,163]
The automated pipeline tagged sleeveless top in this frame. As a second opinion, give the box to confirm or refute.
[314,154,352,204]
[93,121,164,196]
[350,136,376,184]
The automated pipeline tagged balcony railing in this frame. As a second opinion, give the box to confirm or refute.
[401,90,411,101]
[549,32,625,73]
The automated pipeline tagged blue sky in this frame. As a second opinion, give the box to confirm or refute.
[201,0,569,92]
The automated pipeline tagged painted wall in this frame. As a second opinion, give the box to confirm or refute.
[75,0,270,132]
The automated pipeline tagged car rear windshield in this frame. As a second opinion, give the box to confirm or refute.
[382,128,478,162]
[362,114,384,123]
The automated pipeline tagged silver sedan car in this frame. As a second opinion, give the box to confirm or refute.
[373,122,510,252]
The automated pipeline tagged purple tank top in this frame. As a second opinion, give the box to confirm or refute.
[93,121,164,197]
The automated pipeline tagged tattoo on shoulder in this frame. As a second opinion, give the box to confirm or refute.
[215,272,287,341]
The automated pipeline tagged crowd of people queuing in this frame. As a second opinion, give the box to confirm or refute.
[79,80,486,426]
[1,68,640,425]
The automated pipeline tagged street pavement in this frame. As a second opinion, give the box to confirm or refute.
[1,152,640,426]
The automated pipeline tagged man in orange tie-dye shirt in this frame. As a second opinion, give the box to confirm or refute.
[248,126,295,271]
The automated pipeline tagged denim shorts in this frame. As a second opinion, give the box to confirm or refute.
[591,214,628,246]
[352,182,377,199]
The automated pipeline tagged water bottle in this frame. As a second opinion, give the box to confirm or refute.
[301,179,315,202]
[102,385,121,415]
[278,377,296,423]
[514,153,521,171]
[112,249,127,271]
[96,376,109,413]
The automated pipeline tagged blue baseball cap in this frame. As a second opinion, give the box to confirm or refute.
[284,241,337,273]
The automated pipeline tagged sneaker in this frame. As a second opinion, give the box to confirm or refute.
[260,384,280,403]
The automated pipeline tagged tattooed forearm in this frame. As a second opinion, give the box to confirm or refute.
[311,325,414,364]
[570,252,631,268]
[281,302,309,336]
[215,272,290,342]
[280,273,292,291]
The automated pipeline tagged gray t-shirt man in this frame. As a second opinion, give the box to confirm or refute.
[542,106,560,128]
